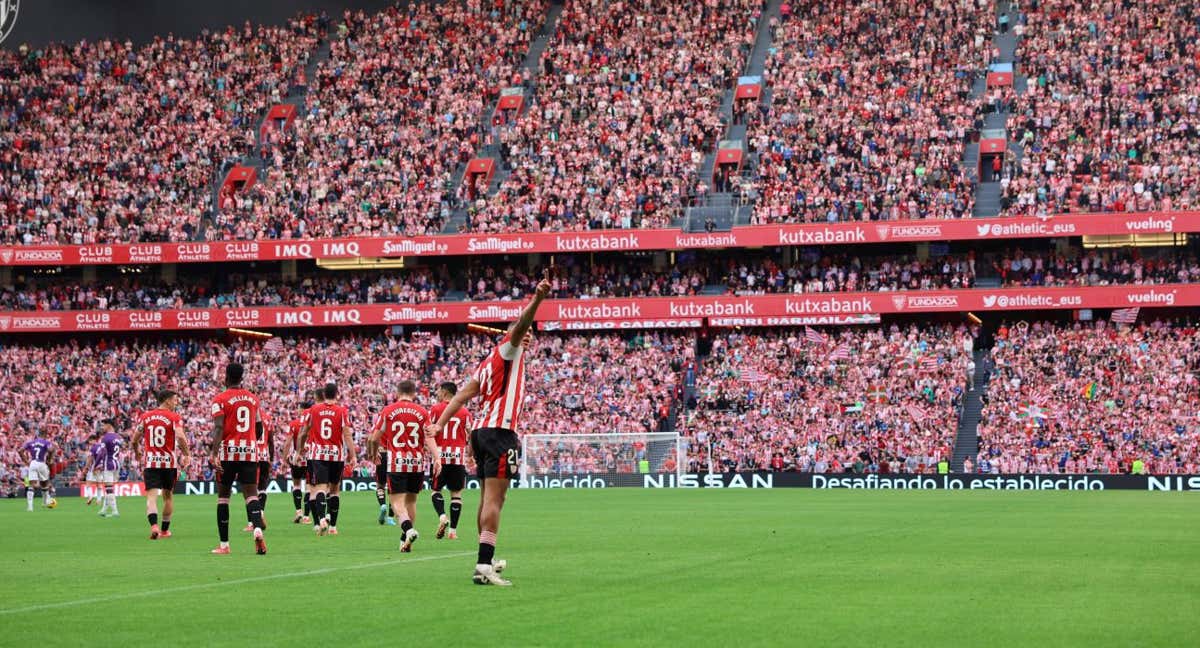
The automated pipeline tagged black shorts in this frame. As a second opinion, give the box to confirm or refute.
[432,464,467,492]
[470,427,520,480]
[257,461,271,490]
[143,468,178,491]
[307,460,343,485]
[387,472,424,494]
[290,464,306,482]
[218,461,258,489]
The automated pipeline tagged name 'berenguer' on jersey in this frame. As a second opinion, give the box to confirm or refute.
[305,402,351,462]
[140,408,183,469]
[378,400,431,473]
[211,388,261,462]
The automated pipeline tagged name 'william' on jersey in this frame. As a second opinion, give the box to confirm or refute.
[430,402,470,465]
[211,388,261,462]
[377,401,429,473]
[472,334,526,432]
[140,408,183,469]
[305,403,351,462]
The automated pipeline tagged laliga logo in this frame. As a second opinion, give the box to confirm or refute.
[891,295,907,310]
[0,0,17,46]
[876,225,890,240]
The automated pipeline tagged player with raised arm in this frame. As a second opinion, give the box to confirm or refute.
[369,380,440,552]
[289,402,313,524]
[21,430,55,512]
[92,420,124,518]
[428,271,552,586]
[299,383,356,536]
[429,381,471,540]
[137,390,188,539]
[209,363,268,555]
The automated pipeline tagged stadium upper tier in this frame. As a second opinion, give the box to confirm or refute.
[5,0,1200,245]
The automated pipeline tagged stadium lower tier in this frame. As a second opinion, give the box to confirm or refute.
[3,320,1198,495]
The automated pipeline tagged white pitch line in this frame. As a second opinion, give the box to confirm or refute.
[0,551,475,615]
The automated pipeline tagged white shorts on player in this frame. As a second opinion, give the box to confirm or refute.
[27,461,50,483]
[96,470,118,483]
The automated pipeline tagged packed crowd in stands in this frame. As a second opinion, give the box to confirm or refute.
[685,324,974,473]
[1002,0,1200,215]
[0,331,686,485]
[747,0,986,224]
[994,250,1200,287]
[209,1,547,240]
[0,15,324,246]
[464,0,760,233]
[726,253,977,293]
[976,320,1200,473]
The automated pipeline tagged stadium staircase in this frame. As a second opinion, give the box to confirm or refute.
[441,1,566,233]
[972,0,1027,218]
[687,0,782,232]
[951,349,992,470]
[198,19,334,240]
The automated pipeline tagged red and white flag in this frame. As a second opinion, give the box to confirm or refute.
[740,369,770,383]
[828,343,851,361]
[919,356,939,372]
[1111,307,1139,324]
[907,404,927,421]
[805,327,828,346]
[264,338,283,352]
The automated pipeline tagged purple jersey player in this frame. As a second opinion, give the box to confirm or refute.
[86,420,123,518]
[20,435,55,511]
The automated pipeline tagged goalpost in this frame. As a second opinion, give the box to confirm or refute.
[519,433,686,487]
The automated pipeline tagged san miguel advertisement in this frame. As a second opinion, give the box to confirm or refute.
[2,211,1197,266]
[57,473,1200,496]
[1,285,1197,333]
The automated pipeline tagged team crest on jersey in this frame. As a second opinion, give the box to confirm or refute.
[891,295,908,310]
[876,225,890,240]
[0,0,18,46]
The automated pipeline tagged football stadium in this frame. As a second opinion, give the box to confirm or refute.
[2,0,1200,645]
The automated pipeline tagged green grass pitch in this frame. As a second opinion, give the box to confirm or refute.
[2,489,1198,647]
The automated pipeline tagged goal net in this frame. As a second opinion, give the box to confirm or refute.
[519,433,685,487]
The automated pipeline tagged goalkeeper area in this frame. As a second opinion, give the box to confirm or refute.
[2,490,1197,647]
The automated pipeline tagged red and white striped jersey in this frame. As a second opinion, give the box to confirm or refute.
[288,418,306,467]
[429,402,470,465]
[211,388,261,462]
[304,401,351,462]
[139,408,183,469]
[472,334,526,432]
[255,412,271,463]
[375,400,429,473]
